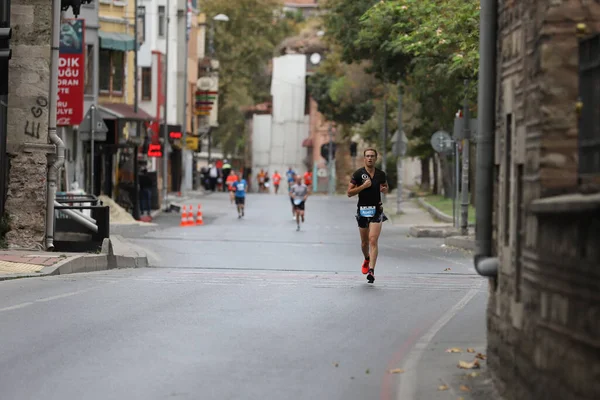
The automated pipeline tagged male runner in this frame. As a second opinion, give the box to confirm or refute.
[289,175,309,231]
[347,148,389,283]
[233,173,248,218]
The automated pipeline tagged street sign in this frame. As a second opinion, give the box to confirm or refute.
[453,117,478,140]
[79,106,109,141]
[185,136,199,150]
[430,130,454,154]
[197,77,216,91]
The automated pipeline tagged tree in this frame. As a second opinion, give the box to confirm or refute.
[322,0,410,81]
[307,62,378,126]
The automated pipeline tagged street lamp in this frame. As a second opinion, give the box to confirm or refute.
[209,13,229,58]
[213,14,229,22]
[205,13,229,163]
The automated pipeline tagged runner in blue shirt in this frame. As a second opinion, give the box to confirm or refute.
[233,175,248,219]
[286,167,296,219]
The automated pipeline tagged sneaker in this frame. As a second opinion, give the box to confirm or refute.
[361,259,370,275]
[367,269,375,283]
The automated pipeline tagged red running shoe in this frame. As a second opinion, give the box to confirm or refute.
[361,259,370,275]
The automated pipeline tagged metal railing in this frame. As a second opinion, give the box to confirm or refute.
[53,194,110,252]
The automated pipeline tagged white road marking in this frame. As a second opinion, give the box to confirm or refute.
[396,283,482,400]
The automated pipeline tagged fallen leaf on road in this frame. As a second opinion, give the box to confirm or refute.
[438,385,449,391]
[459,385,471,392]
[475,353,487,360]
[458,359,480,369]
[466,348,475,353]
[365,369,370,374]
[468,372,479,378]
[458,397,465,400]
[446,347,462,353]
[333,362,339,367]
[388,368,405,374]
[444,268,451,271]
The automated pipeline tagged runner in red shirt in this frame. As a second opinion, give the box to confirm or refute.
[272,171,282,194]
[303,171,313,190]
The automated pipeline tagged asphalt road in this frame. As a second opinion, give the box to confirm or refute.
[0,192,487,400]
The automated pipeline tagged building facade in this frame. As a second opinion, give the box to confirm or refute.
[488,1,600,399]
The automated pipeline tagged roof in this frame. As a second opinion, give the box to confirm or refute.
[98,103,154,121]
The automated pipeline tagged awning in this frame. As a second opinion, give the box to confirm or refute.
[99,31,135,51]
[302,138,313,147]
[99,103,154,121]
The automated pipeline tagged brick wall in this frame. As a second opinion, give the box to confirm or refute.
[4,1,52,248]
[490,1,600,399]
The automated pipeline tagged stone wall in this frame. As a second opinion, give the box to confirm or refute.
[4,1,52,248]
[490,1,600,399]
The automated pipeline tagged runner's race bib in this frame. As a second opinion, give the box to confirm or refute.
[237,183,245,191]
[359,206,376,218]
[294,198,303,205]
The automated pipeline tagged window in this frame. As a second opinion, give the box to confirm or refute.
[137,6,146,45]
[578,34,600,177]
[158,6,166,37]
[141,67,152,100]
[84,45,94,95]
[99,49,125,95]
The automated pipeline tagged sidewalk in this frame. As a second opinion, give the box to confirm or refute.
[0,236,148,281]
[404,291,500,400]
[383,191,450,227]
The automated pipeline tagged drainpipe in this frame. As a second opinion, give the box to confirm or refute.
[473,0,499,277]
[45,0,66,250]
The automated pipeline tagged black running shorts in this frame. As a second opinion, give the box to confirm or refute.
[293,201,305,211]
[235,197,245,205]
[356,212,388,228]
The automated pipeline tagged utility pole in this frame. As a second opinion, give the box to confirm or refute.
[180,1,190,193]
[395,84,403,214]
[381,82,388,203]
[0,2,11,218]
[132,0,140,219]
[162,0,170,211]
[327,122,334,196]
[90,104,96,195]
[460,79,471,235]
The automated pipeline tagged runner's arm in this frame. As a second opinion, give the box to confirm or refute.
[380,172,389,193]
[347,182,365,197]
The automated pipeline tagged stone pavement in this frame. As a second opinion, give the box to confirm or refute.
[0,236,149,281]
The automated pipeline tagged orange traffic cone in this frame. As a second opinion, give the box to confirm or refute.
[195,204,204,225]
[187,205,195,226]
[180,206,189,226]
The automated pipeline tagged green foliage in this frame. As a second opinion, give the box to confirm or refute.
[199,0,302,155]
[322,0,409,81]
[307,66,377,126]
[359,0,480,80]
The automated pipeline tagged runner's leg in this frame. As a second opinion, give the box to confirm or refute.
[359,227,369,259]
[367,222,383,270]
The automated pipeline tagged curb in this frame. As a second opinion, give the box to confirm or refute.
[0,237,148,282]
[444,235,476,251]
[408,225,461,238]
[416,197,454,223]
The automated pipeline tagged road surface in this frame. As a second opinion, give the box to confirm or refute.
[0,192,487,400]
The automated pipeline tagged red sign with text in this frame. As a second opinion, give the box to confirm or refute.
[57,19,85,126]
